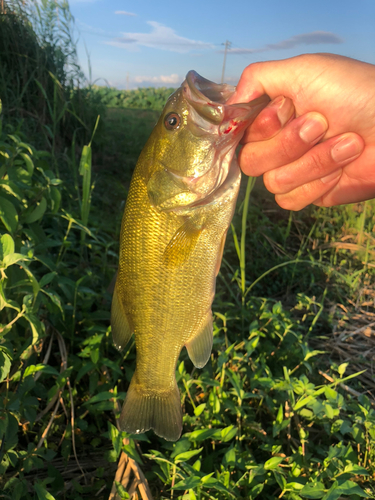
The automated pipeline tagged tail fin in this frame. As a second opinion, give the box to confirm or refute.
[119,377,182,442]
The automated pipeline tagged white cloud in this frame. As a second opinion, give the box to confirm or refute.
[115,11,136,16]
[225,31,344,55]
[105,21,214,53]
[134,74,180,84]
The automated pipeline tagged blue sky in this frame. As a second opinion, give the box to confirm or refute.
[69,0,375,90]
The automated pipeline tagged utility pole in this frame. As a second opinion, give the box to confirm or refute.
[221,40,231,84]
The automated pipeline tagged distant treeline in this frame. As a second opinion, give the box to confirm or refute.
[92,86,176,110]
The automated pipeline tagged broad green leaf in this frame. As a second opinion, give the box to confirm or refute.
[201,475,235,496]
[0,196,18,233]
[264,456,284,470]
[24,364,60,378]
[39,272,57,288]
[0,234,14,259]
[286,481,304,491]
[276,404,283,424]
[325,404,335,419]
[325,387,338,400]
[338,362,349,376]
[300,482,325,499]
[194,403,206,416]
[223,445,236,466]
[90,347,100,364]
[173,476,201,490]
[341,463,369,476]
[294,388,325,411]
[34,483,56,500]
[0,347,12,382]
[24,314,44,344]
[50,186,61,213]
[22,266,40,297]
[0,281,20,312]
[4,477,26,500]
[322,480,368,500]
[189,428,219,442]
[24,197,47,224]
[250,483,264,496]
[3,253,29,268]
[20,153,34,175]
[174,447,203,463]
[108,423,122,457]
[187,490,197,500]
[122,440,141,463]
[221,425,237,442]
[0,180,22,199]
[41,290,64,316]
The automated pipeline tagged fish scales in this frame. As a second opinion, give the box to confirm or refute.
[111,71,269,441]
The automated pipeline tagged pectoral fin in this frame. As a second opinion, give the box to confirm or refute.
[186,313,213,368]
[111,286,133,351]
[163,218,203,267]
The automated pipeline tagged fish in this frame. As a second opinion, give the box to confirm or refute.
[111,71,269,441]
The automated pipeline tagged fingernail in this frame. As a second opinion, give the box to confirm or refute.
[321,169,342,184]
[299,115,328,144]
[331,136,362,163]
[271,96,294,126]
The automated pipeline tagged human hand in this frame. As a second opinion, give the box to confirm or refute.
[229,54,375,210]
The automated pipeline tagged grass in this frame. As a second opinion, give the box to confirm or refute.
[1,2,375,499]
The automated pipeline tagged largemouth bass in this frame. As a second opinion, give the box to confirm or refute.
[111,71,269,441]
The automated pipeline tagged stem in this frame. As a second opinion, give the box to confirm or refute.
[240,176,256,301]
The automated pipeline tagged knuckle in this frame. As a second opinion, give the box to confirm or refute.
[238,146,264,177]
[252,110,281,140]
[241,61,264,80]
[275,195,297,211]
[301,147,329,175]
[263,170,281,194]
[277,131,303,164]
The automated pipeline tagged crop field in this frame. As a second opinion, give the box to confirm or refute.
[0,1,375,500]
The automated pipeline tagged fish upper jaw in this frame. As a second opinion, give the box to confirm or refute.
[183,70,270,135]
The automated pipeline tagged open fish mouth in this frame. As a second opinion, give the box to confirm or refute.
[183,70,270,135]
[168,71,270,199]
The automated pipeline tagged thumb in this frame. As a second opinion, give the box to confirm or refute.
[229,56,304,105]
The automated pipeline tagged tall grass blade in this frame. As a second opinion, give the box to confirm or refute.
[240,176,256,300]
[79,115,100,247]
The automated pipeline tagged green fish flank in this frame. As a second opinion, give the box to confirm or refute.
[111,71,269,441]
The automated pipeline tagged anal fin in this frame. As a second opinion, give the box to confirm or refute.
[186,313,213,368]
[111,286,133,351]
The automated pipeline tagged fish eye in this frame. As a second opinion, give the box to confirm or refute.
[164,112,180,130]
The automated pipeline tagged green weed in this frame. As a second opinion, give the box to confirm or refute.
[0,2,375,498]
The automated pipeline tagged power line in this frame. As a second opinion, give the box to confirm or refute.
[221,40,231,83]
